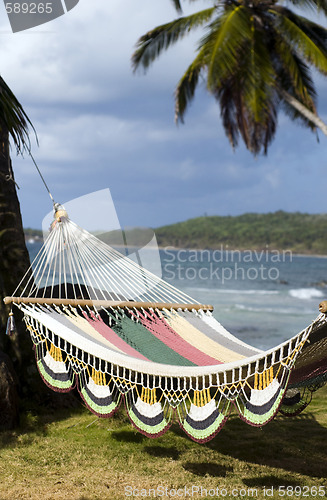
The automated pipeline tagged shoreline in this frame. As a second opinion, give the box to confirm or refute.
[157,245,327,259]
[24,233,327,258]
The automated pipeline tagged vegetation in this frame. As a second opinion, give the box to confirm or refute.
[24,228,43,240]
[133,0,327,154]
[0,77,40,415]
[0,385,326,499]
[25,210,327,254]
[155,211,327,254]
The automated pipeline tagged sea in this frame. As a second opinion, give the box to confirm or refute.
[26,241,327,352]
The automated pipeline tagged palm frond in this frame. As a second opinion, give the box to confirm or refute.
[171,0,183,13]
[273,6,327,44]
[217,81,240,150]
[216,76,276,155]
[132,8,215,71]
[274,38,317,108]
[0,77,36,154]
[272,7,327,74]
[132,0,327,153]
[245,20,276,121]
[200,6,253,89]
[285,0,327,17]
[213,16,278,156]
[175,50,206,122]
[171,0,211,12]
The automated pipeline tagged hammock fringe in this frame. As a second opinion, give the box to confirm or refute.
[5,211,327,442]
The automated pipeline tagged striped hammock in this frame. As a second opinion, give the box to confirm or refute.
[4,206,327,443]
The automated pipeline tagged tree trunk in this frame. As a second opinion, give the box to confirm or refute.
[0,127,79,418]
[0,351,19,430]
[280,89,327,137]
[0,126,46,400]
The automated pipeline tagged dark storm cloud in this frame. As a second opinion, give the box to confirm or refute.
[1,0,326,229]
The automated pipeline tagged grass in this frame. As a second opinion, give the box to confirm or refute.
[0,386,327,500]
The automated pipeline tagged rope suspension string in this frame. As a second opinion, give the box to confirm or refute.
[5,212,211,310]
[3,153,327,442]
[29,151,56,206]
[15,152,209,309]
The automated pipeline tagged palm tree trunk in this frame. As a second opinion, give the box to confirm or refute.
[0,127,79,415]
[0,127,30,338]
[280,89,327,137]
[0,125,43,399]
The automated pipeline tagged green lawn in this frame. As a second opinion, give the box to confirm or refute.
[0,386,327,500]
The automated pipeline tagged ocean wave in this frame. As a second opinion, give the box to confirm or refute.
[234,304,292,314]
[182,287,279,295]
[217,289,279,295]
[288,288,324,300]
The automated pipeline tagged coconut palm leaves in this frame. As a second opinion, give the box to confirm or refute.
[133,8,216,70]
[0,76,35,153]
[132,0,327,154]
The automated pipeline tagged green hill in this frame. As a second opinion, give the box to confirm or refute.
[155,211,327,254]
[24,228,43,241]
[24,211,327,254]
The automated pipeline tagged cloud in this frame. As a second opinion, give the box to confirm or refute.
[2,0,327,230]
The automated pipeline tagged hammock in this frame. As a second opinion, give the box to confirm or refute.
[4,206,327,443]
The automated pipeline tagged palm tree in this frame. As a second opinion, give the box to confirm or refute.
[132,0,327,154]
[0,76,33,332]
[0,77,39,426]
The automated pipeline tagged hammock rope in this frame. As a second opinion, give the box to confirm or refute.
[4,206,327,442]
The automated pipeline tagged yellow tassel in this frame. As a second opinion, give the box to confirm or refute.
[49,344,63,363]
[193,389,209,407]
[256,368,274,391]
[92,368,105,385]
[263,371,266,390]
[194,391,198,407]
[139,388,157,405]
[149,389,156,405]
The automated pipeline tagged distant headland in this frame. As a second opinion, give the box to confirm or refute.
[24,211,327,255]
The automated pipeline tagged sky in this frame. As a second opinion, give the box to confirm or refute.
[1,0,327,230]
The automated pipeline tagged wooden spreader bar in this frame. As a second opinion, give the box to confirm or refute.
[319,300,327,313]
[4,296,214,312]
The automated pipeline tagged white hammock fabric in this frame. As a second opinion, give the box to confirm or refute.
[6,209,327,442]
